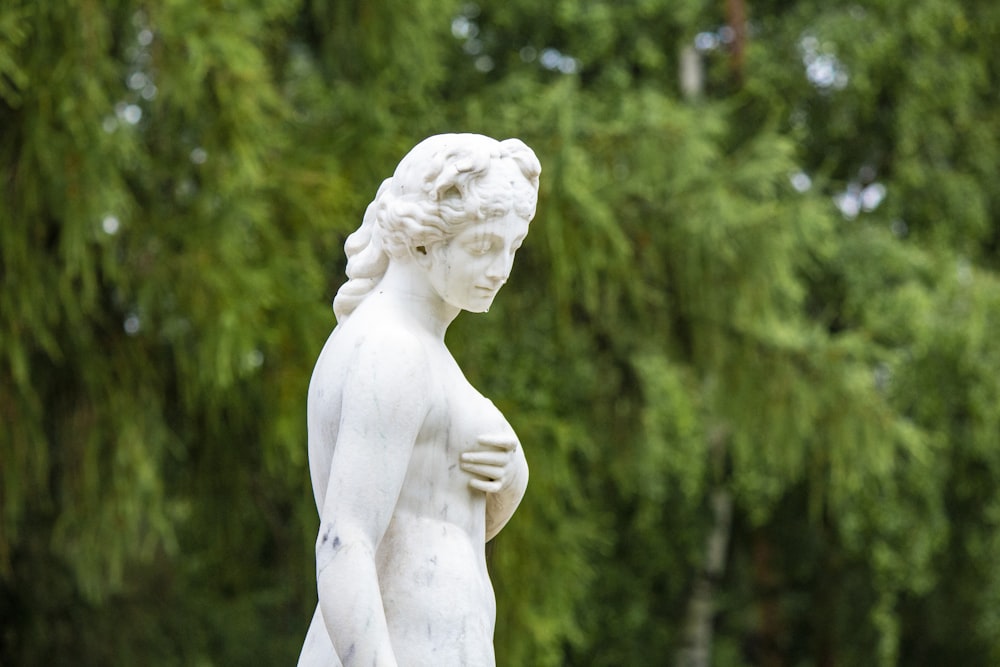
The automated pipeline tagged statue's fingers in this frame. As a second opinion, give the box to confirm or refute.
[468,477,503,493]
[461,461,504,480]
[476,434,517,451]
[462,451,508,466]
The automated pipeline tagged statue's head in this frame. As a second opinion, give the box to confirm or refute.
[334,134,541,321]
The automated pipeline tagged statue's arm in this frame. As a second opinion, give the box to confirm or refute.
[314,333,430,667]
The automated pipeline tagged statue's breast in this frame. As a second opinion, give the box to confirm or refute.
[395,355,513,528]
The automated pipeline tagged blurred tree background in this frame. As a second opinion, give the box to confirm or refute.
[2,0,999,665]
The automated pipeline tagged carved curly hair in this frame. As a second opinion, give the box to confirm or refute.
[333,134,541,323]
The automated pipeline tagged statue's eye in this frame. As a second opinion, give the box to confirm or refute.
[465,240,496,256]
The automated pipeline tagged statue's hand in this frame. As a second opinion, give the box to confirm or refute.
[461,433,519,494]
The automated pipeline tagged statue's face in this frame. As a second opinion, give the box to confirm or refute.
[425,209,530,313]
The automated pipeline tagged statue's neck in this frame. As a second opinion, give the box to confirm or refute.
[374,259,460,339]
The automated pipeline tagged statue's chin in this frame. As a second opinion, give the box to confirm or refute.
[459,292,499,314]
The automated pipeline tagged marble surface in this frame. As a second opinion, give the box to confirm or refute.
[297,134,540,667]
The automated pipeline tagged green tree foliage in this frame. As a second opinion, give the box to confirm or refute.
[1,0,335,662]
[2,1,999,665]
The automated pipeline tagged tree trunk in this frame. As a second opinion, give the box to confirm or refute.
[676,431,732,667]
[753,534,784,667]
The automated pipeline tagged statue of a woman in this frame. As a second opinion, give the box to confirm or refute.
[297,134,539,667]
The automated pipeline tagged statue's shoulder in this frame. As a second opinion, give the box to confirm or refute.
[337,313,435,382]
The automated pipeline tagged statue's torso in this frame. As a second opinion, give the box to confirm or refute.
[305,304,510,666]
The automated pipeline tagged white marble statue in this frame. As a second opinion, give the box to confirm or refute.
[297,134,539,667]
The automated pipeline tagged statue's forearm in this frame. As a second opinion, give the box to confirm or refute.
[317,541,398,667]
